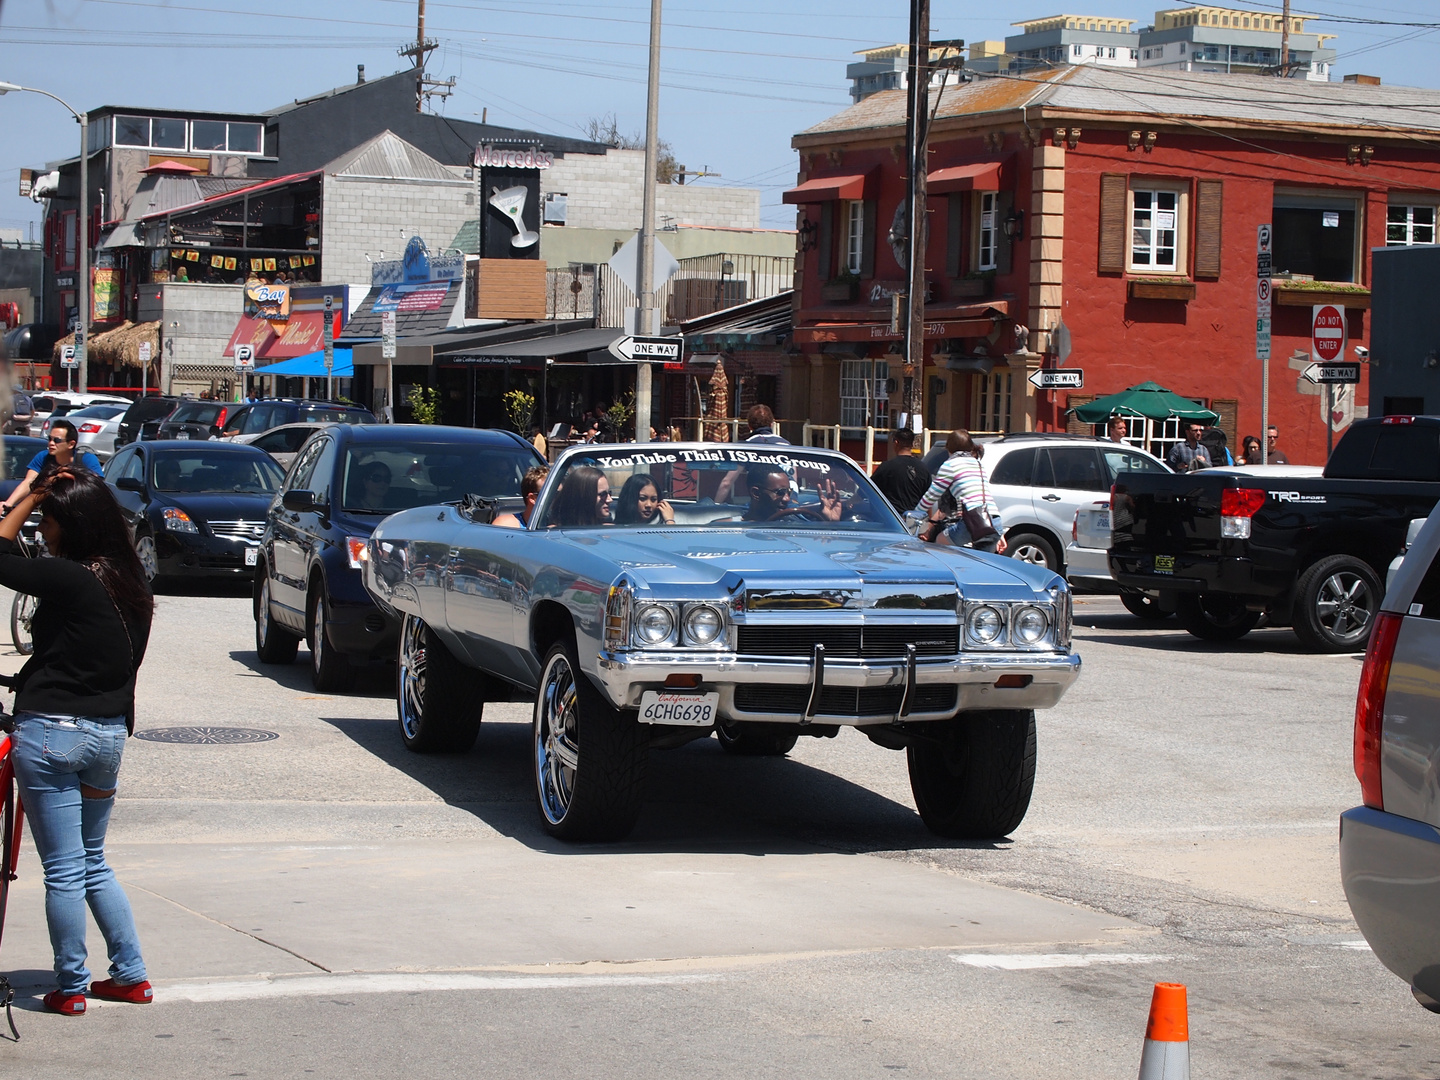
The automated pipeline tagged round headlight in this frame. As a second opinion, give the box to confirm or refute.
[635,604,675,646]
[683,604,723,645]
[967,605,1004,644]
[1013,606,1049,645]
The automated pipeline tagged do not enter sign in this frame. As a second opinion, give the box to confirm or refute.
[1312,304,1346,363]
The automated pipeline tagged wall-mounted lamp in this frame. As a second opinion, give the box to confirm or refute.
[798,218,818,253]
[1003,208,1025,241]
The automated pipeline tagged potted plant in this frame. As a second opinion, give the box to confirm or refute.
[820,269,859,303]
[952,269,995,299]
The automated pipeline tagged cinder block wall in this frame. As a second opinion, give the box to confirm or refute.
[321,174,472,288]
[138,283,244,368]
[543,149,761,231]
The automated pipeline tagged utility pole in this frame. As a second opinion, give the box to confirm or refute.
[77,110,89,392]
[635,0,663,442]
[1279,0,1291,77]
[398,0,440,112]
[902,0,931,436]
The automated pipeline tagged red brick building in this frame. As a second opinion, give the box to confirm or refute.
[786,66,1440,464]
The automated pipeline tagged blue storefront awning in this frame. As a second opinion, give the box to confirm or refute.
[255,348,353,378]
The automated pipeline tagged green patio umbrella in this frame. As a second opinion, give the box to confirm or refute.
[1067,381,1218,424]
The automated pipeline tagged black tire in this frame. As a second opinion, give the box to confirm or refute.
[1006,531,1060,573]
[253,569,300,664]
[1120,590,1172,621]
[396,613,484,753]
[10,592,35,656]
[716,721,798,757]
[1292,554,1383,653]
[1175,593,1261,642]
[533,638,647,841]
[907,710,1037,839]
[307,584,357,693]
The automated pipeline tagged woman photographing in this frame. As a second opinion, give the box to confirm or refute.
[0,469,155,1015]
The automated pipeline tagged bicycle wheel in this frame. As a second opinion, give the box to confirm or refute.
[0,756,14,951]
[10,593,35,657]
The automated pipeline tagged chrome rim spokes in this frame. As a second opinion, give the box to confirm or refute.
[312,600,325,669]
[1015,544,1047,567]
[535,654,579,824]
[137,535,157,581]
[399,616,427,739]
[1317,572,1373,640]
[257,579,270,646]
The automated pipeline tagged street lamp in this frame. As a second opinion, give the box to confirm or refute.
[0,81,89,392]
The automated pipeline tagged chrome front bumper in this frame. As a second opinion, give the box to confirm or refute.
[594,649,1082,724]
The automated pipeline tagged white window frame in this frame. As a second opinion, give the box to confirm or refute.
[976,191,998,271]
[1387,201,1438,247]
[840,358,889,429]
[971,370,1013,433]
[1128,183,1187,274]
[843,200,864,276]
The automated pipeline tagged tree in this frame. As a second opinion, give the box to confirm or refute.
[407,385,441,424]
[584,114,679,184]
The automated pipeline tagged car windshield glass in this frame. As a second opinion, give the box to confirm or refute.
[298,406,375,424]
[168,402,224,425]
[535,445,902,532]
[340,444,535,513]
[70,404,126,420]
[152,451,284,493]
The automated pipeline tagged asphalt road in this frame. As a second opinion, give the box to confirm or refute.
[1,585,1437,1078]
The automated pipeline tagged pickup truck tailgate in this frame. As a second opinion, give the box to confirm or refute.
[1108,471,1250,592]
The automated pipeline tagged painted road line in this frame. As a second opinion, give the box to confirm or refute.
[951,953,1174,970]
[158,972,723,1003]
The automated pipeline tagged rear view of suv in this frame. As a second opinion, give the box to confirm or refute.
[221,399,376,439]
[1341,502,1440,1012]
[116,396,179,448]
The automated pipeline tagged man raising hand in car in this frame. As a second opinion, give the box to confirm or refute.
[739,463,842,523]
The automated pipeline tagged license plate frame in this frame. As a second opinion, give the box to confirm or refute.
[174,430,190,440]
[1096,512,1111,531]
[638,690,719,727]
[244,546,259,566]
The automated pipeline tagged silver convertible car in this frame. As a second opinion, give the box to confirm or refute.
[362,443,1081,841]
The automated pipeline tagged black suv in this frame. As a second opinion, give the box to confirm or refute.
[253,424,541,691]
[150,399,236,441]
[222,399,376,439]
[116,396,179,448]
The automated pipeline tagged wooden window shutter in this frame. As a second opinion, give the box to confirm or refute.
[946,193,965,278]
[1193,180,1223,279]
[996,190,1015,275]
[1097,173,1128,274]
[817,202,834,281]
[860,200,877,279]
[1066,394,1096,435]
[1210,398,1238,448]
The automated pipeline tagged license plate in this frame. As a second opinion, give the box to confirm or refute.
[174,430,190,440]
[1096,513,1111,531]
[638,690,718,727]
[244,546,258,566]
[1154,554,1175,575]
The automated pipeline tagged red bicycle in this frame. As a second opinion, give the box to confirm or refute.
[0,693,24,1039]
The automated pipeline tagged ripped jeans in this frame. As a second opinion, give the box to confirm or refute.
[11,712,147,995]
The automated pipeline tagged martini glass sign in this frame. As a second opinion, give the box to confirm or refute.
[489,186,540,248]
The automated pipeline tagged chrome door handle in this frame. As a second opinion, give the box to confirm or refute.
[1042,494,1062,501]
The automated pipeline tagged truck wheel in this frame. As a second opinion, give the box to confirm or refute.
[397,613,483,753]
[1175,593,1260,641]
[1292,555,1382,653]
[254,570,299,664]
[308,586,357,693]
[1120,590,1172,621]
[1007,532,1059,573]
[907,710,1037,839]
[716,721,798,757]
[533,639,648,841]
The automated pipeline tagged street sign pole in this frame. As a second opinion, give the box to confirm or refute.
[381,310,397,422]
[1257,223,1272,464]
[324,294,335,401]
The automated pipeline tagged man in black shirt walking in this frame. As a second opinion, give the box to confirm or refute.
[871,427,932,512]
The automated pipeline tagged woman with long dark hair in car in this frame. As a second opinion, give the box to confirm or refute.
[548,465,612,527]
[0,468,155,1015]
[613,474,674,526]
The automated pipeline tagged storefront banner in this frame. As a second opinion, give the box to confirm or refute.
[91,268,123,321]
[473,144,554,170]
[372,281,452,313]
[371,235,464,286]
[794,318,996,344]
[245,282,290,321]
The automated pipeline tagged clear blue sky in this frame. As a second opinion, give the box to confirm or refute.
[1,0,1435,237]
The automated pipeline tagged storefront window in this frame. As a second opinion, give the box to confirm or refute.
[972,370,1012,433]
[840,359,888,429]
[1273,193,1358,282]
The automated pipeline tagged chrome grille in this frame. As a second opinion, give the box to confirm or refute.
[735,624,958,659]
[209,519,265,542]
[733,684,957,717]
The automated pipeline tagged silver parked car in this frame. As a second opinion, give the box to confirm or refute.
[364,442,1080,843]
[63,402,129,462]
[1341,501,1440,1013]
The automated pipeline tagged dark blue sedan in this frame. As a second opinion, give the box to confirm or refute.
[253,424,543,692]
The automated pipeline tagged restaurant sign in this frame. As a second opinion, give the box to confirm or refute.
[473,144,554,170]
[245,282,290,322]
[370,236,464,287]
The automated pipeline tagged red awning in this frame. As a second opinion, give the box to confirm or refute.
[782,171,876,204]
[926,162,1002,194]
[223,310,337,359]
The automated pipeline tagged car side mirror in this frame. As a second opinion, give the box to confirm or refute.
[902,510,927,536]
[115,476,147,496]
[282,489,316,513]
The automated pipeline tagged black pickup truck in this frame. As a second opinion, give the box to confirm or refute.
[1108,415,1440,651]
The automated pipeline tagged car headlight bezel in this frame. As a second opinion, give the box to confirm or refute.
[162,507,198,533]
[966,604,1006,646]
[634,602,678,647]
[682,603,724,646]
[1012,605,1049,646]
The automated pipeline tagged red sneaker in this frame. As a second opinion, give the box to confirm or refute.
[89,978,153,1004]
[43,990,86,1015]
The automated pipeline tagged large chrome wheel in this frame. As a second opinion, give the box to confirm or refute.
[396,613,482,753]
[1006,531,1058,571]
[532,639,647,841]
[1293,555,1381,653]
[135,532,158,583]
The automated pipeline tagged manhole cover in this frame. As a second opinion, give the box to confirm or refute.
[134,727,279,745]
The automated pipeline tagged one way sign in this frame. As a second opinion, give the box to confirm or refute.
[608,335,683,362]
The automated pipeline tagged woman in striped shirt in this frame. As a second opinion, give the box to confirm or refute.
[916,430,1008,553]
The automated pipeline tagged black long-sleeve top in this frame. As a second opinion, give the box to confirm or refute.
[0,538,151,729]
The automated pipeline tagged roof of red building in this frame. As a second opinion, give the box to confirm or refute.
[797,65,1440,142]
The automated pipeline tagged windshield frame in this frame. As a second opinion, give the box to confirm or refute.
[532,443,905,534]
[150,449,285,494]
[338,441,537,514]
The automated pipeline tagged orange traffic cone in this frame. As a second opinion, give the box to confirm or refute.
[1138,982,1189,1080]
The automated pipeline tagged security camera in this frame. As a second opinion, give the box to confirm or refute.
[1354,345,1370,360]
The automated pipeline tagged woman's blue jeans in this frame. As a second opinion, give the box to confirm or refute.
[11,712,147,995]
